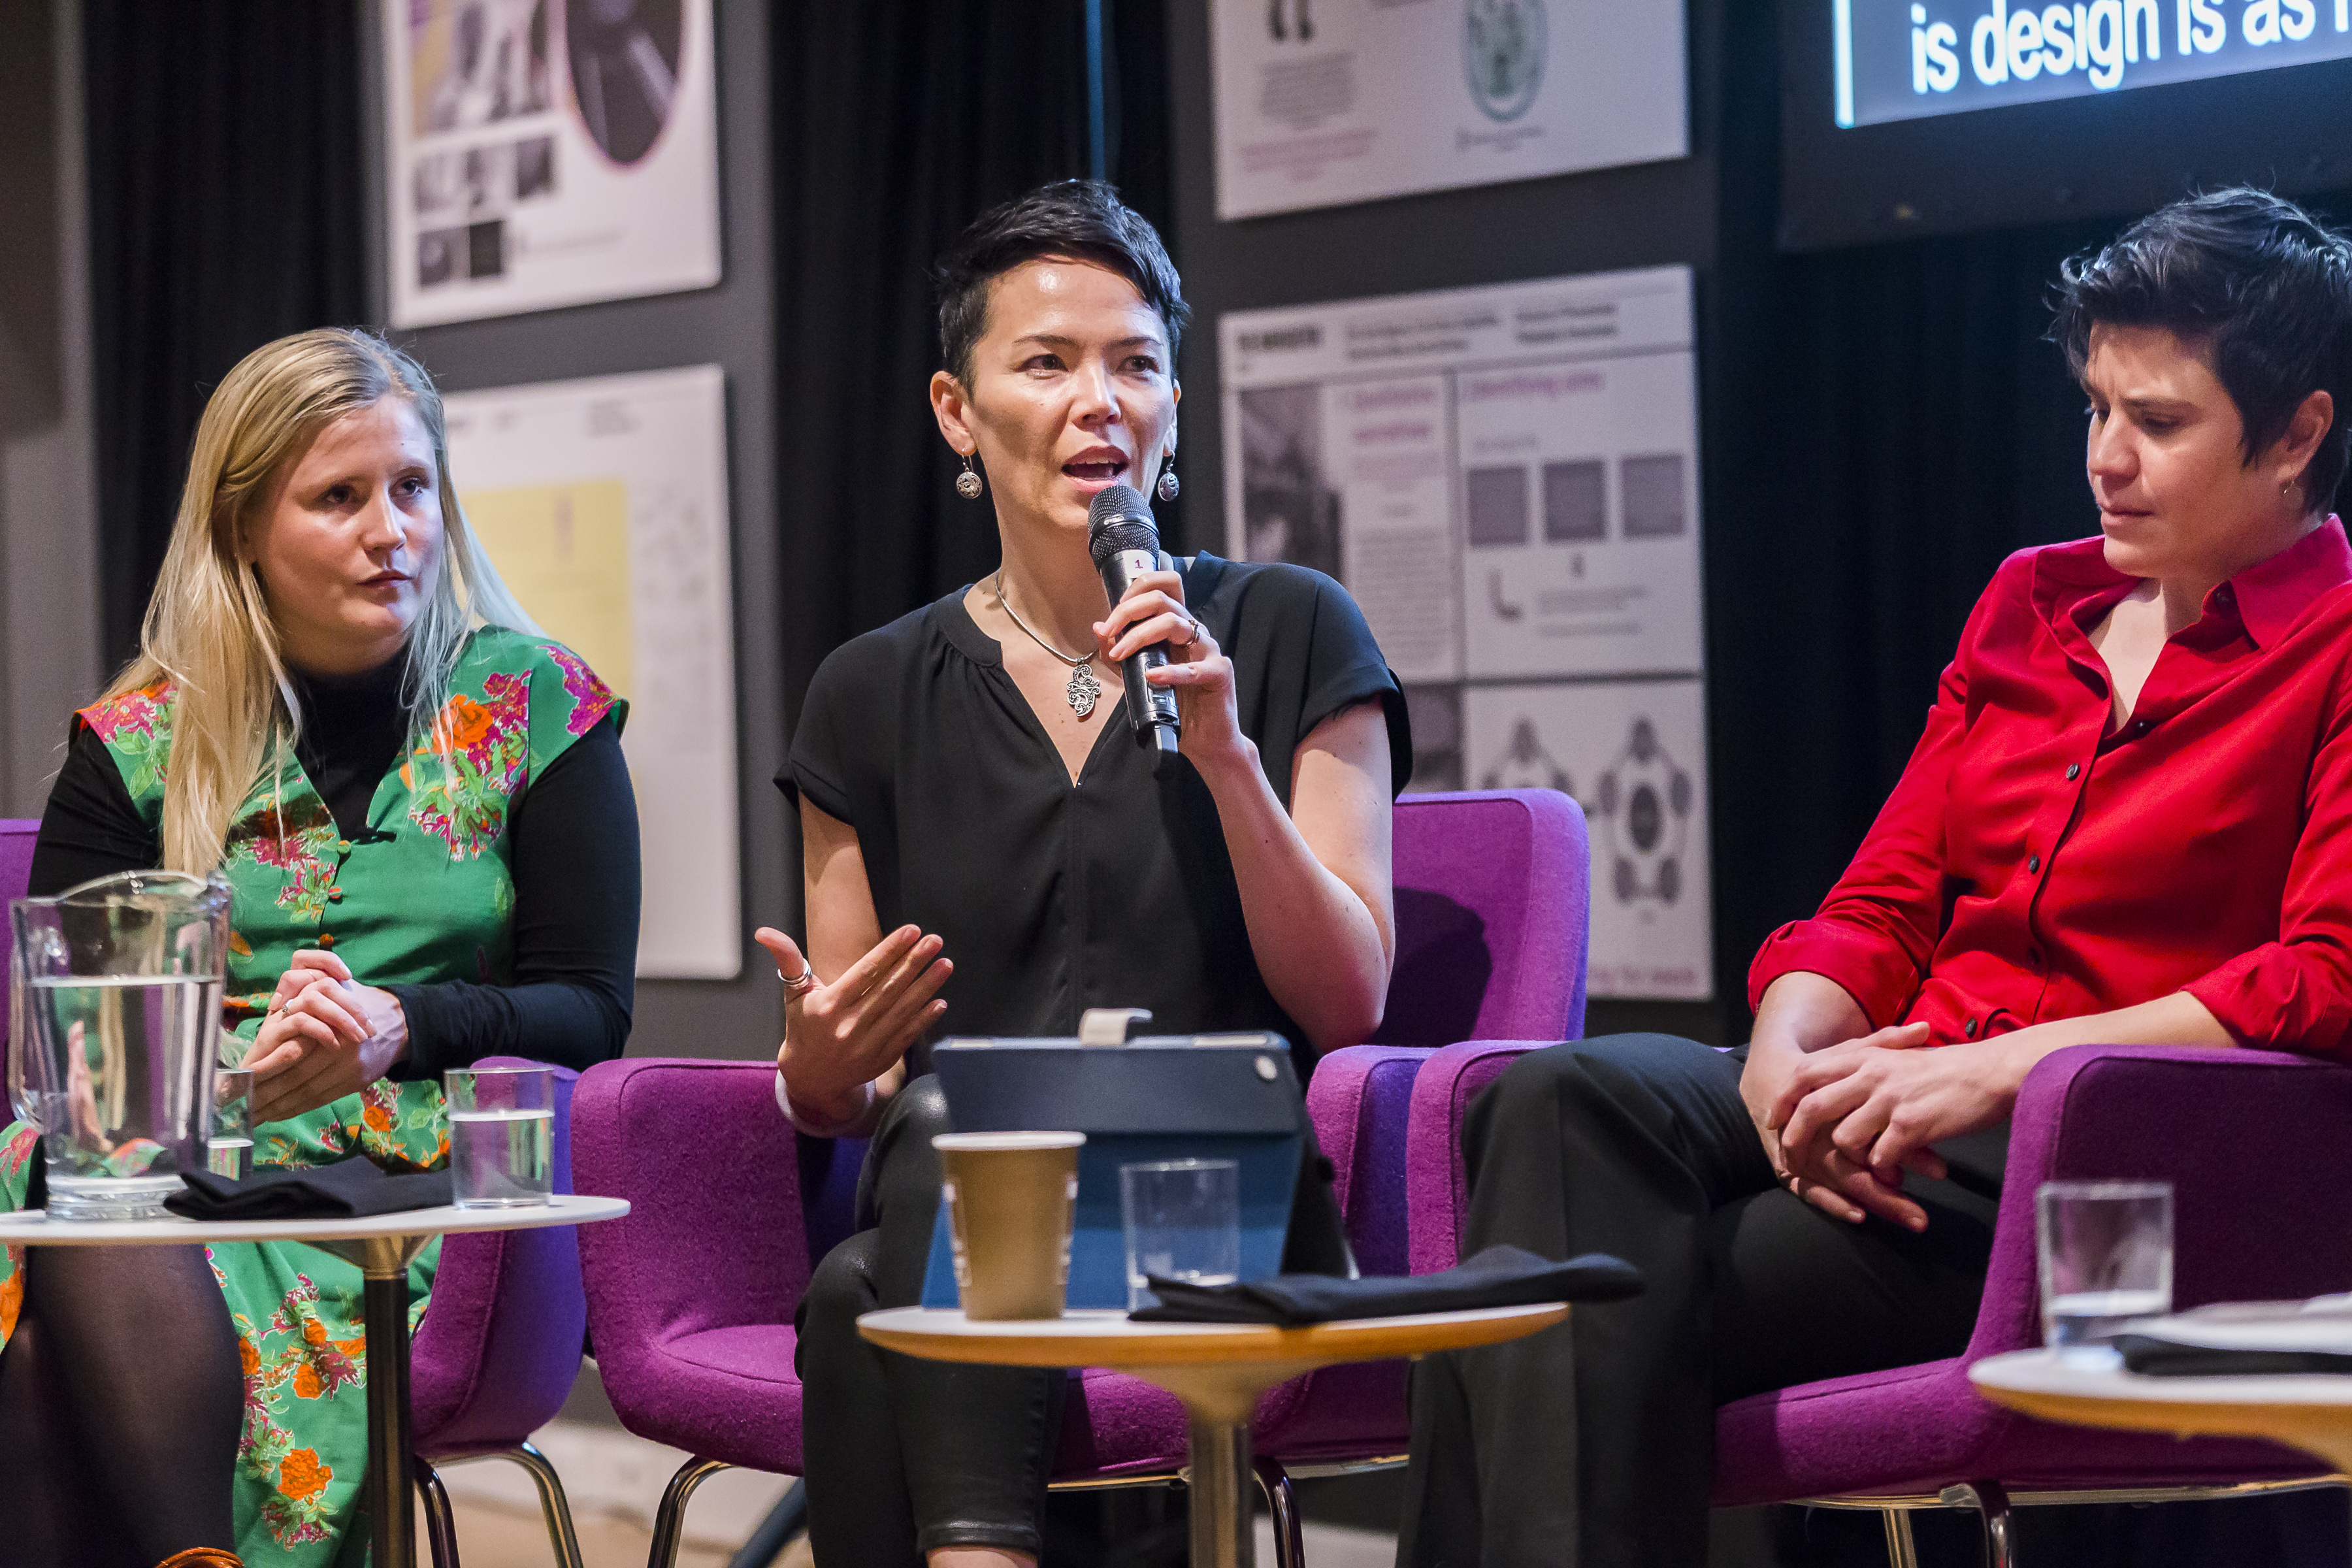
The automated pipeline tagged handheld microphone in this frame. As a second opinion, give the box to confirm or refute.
[1086,483,1182,764]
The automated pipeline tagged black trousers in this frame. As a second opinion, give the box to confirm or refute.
[796,1075,1066,1563]
[1398,1035,2004,1568]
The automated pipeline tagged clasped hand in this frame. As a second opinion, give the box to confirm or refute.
[758,923,952,1126]
[1746,1022,2017,1233]
[240,949,410,1123]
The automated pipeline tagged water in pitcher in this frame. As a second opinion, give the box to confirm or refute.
[449,1106,553,1207]
[26,973,224,1219]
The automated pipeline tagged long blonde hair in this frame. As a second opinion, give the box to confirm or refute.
[99,327,541,874]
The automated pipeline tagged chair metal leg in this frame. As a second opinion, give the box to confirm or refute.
[1942,1481,2017,1568]
[1251,1459,1305,1568]
[726,1480,808,1568]
[416,1456,463,1568]
[1880,1507,1919,1568]
[649,1456,733,1568]
[497,1441,587,1568]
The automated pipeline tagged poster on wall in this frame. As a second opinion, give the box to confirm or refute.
[1211,0,1689,220]
[1221,265,1711,998]
[441,365,742,979]
[381,0,722,328]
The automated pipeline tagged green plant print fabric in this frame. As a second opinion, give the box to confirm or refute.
[0,629,621,1565]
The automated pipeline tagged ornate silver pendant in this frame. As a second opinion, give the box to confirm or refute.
[1066,663,1102,718]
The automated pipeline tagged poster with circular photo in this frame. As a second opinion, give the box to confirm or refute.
[564,0,683,166]
[384,0,719,327]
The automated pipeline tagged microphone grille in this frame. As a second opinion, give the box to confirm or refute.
[1087,483,1160,564]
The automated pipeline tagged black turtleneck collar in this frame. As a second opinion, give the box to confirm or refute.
[288,652,410,840]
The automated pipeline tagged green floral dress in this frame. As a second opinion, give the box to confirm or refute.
[0,628,620,1565]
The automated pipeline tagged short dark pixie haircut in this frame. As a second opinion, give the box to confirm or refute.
[934,180,1190,389]
[2053,188,2352,510]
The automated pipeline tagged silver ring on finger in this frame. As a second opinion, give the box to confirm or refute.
[1174,616,1200,647]
[777,965,818,996]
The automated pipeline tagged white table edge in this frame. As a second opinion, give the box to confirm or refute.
[1971,1347,2352,1408]
[858,1301,1569,1339]
[0,1192,629,1246]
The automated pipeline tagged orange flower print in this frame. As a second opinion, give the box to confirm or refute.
[301,1316,327,1346]
[293,1363,323,1399]
[362,1097,395,1133]
[277,1447,332,1501]
[238,1338,260,1377]
[433,694,495,752]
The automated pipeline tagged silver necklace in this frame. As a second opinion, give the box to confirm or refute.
[994,571,1102,719]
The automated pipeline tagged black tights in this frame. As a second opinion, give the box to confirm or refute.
[0,1245,242,1568]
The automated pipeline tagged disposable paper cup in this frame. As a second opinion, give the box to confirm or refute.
[933,1132,1085,1321]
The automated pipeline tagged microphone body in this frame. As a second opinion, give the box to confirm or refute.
[1086,484,1182,762]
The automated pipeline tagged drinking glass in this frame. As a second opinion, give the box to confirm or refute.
[2037,1179,2173,1352]
[444,1066,554,1208]
[10,872,231,1219]
[1120,1158,1240,1312]
[209,1067,254,1180]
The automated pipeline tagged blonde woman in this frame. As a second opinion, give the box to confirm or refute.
[0,329,639,1568]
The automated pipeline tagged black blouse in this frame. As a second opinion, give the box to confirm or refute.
[781,553,1411,1075]
[29,659,638,1079]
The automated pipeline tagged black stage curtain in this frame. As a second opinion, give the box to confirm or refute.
[83,0,367,668]
[770,0,1172,726]
[1701,1,2352,1032]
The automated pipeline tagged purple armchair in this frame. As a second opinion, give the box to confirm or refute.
[572,789,1593,1567]
[1410,1039,2352,1565]
[568,1051,1449,1568]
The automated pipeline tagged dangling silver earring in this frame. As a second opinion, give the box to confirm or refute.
[1156,455,1181,503]
[956,453,985,500]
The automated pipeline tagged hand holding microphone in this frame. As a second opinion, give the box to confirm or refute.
[1088,484,1183,760]
[1088,483,1247,779]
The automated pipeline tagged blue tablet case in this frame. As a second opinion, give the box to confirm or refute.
[920,1034,1307,1311]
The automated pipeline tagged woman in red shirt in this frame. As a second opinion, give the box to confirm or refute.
[1399,188,2352,1567]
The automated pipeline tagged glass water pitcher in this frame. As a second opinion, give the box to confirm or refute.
[9,872,233,1220]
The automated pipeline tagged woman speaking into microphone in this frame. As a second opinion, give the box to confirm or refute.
[761,180,1410,1566]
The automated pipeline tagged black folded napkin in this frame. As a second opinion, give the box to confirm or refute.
[2115,1334,2352,1378]
[1129,1243,1644,1326]
[164,1156,451,1220]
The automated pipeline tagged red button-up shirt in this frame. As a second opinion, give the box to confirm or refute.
[1749,518,2352,1058]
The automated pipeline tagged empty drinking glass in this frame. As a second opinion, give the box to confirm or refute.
[2037,1180,2173,1352]
[1120,1158,1240,1312]
[445,1066,553,1208]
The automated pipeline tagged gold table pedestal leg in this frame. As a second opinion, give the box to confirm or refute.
[1141,1360,1318,1568]
[312,1233,433,1568]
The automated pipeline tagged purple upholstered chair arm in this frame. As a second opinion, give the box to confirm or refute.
[572,1058,817,1470]
[1307,1045,1429,1279]
[1967,1041,2352,1360]
[1404,1040,1553,1276]
[412,1057,585,1453]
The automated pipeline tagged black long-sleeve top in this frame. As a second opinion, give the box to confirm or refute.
[29,658,638,1078]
